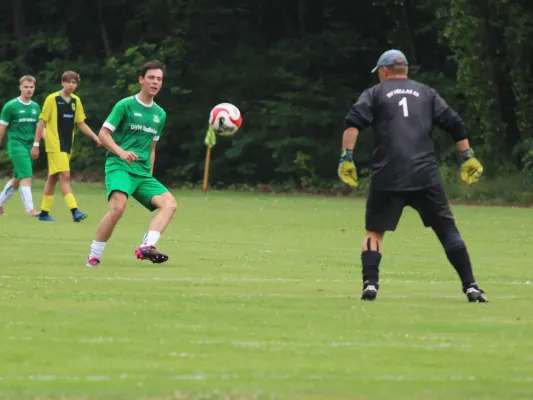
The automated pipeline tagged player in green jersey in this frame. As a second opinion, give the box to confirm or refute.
[0,75,42,216]
[86,60,177,267]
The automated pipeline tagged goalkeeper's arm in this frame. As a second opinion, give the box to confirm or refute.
[342,127,359,153]
[432,91,471,149]
[338,90,374,187]
[337,128,359,187]
[432,91,483,183]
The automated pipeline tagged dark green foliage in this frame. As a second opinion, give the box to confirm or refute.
[1,0,533,201]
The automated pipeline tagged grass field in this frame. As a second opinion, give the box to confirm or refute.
[0,182,532,400]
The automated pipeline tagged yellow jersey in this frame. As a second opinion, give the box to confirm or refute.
[40,92,86,153]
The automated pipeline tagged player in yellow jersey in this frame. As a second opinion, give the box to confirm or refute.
[31,71,101,222]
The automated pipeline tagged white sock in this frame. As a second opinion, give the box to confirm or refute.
[0,180,16,207]
[89,241,106,259]
[19,186,34,212]
[142,231,161,247]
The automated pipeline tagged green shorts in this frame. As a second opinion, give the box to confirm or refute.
[105,169,169,211]
[8,149,32,179]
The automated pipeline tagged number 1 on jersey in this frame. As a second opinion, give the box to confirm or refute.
[399,97,409,117]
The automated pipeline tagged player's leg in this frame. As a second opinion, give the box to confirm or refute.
[56,152,86,222]
[411,184,488,303]
[0,151,24,214]
[86,170,133,267]
[132,177,177,264]
[86,192,128,267]
[361,189,405,300]
[18,177,38,216]
[0,177,18,215]
[13,150,39,216]
[39,173,58,220]
[38,152,60,221]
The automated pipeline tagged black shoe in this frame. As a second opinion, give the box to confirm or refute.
[361,284,378,301]
[135,245,169,264]
[464,284,488,303]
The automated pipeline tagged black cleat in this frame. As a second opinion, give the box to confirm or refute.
[464,285,488,303]
[135,245,169,264]
[361,284,378,301]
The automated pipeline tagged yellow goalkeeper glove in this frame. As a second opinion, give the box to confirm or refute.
[338,148,357,188]
[460,148,483,184]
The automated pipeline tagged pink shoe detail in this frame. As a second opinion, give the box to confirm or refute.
[135,245,168,264]
[86,257,100,267]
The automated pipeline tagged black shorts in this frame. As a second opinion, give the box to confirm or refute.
[365,184,455,232]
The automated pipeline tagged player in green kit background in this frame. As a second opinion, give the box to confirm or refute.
[0,76,41,216]
[86,60,177,267]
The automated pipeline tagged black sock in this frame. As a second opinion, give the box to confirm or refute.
[71,207,79,215]
[361,250,382,289]
[445,246,476,288]
[40,210,49,217]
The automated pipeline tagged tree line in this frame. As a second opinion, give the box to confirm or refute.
[1,0,532,191]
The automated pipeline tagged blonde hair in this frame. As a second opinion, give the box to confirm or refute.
[20,75,36,84]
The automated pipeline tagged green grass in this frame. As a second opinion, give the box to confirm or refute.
[0,182,532,400]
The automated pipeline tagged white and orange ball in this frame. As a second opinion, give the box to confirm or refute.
[209,103,242,136]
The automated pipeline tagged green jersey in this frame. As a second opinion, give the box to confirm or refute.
[103,94,167,177]
[0,97,40,152]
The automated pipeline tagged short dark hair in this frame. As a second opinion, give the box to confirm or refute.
[139,60,165,78]
[62,71,80,83]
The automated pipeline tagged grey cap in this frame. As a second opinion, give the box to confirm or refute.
[371,49,408,73]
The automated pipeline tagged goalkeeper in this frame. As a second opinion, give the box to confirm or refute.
[338,49,487,303]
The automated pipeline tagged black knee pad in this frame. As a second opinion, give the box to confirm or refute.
[433,225,465,251]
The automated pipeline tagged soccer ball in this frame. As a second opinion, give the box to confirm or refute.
[209,103,242,136]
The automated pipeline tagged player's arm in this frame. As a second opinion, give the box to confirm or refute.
[0,103,11,146]
[100,101,137,163]
[151,114,164,175]
[0,124,6,146]
[432,91,483,184]
[99,125,139,164]
[338,90,374,187]
[34,119,46,142]
[30,120,46,159]
[32,96,52,159]
[150,140,157,175]
[77,121,102,146]
[74,99,101,146]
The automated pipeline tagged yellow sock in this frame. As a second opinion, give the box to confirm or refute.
[41,195,54,212]
[64,193,78,210]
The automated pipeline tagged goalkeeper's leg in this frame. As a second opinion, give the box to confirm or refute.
[412,184,488,302]
[361,189,405,300]
[432,223,488,302]
[360,232,384,300]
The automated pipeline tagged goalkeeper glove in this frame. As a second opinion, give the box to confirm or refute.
[459,148,483,184]
[338,148,357,188]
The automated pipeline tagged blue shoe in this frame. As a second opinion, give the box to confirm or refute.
[72,209,87,222]
[39,213,56,222]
